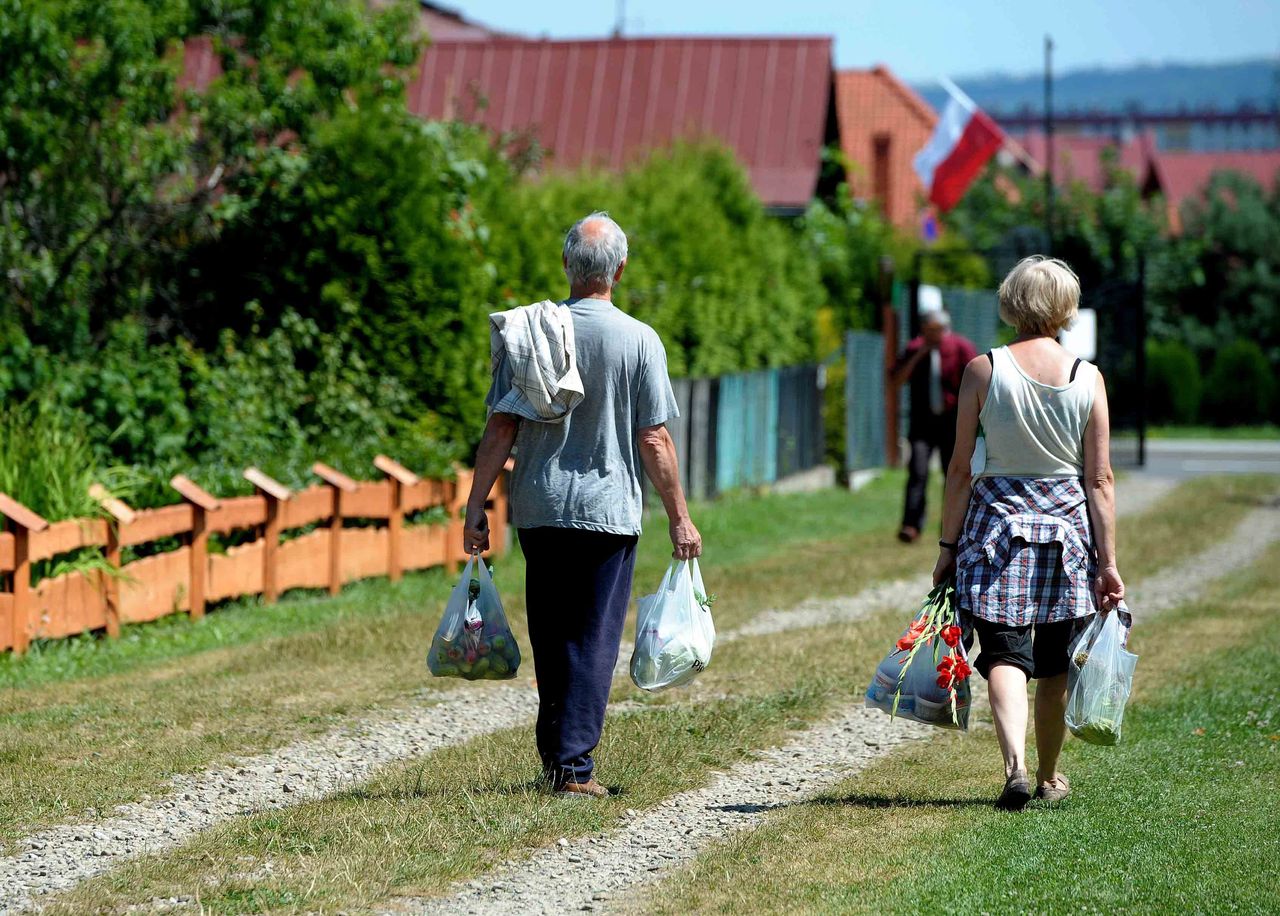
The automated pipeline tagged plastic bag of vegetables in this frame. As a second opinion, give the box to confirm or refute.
[1065,604,1137,746]
[630,558,715,691]
[428,553,521,680]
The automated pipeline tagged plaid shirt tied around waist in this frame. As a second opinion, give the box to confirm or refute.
[957,476,1097,627]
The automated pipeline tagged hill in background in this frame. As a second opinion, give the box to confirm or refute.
[915,57,1278,114]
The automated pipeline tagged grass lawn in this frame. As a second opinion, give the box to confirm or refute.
[38,475,1280,914]
[639,548,1280,914]
[1144,424,1279,441]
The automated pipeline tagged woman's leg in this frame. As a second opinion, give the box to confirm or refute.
[987,662,1030,776]
[1033,672,1069,782]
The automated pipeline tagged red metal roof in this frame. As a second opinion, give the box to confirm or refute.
[408,37,835,210]
[834,66,937,227]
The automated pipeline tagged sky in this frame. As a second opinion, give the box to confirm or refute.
[447,0,1280,82]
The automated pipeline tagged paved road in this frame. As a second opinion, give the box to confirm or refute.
[1135,438,1280,478]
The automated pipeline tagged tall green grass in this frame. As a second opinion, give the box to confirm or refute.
[0,399,140,521]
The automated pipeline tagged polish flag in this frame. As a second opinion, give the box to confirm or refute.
[913,79,1005,212]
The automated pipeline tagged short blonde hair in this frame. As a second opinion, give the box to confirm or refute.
[997,256,1080,336]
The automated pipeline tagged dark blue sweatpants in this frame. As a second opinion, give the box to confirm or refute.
[518,526,638,787]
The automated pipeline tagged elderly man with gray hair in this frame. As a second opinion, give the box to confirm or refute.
[889,308,977,543]
[463,212,701,798]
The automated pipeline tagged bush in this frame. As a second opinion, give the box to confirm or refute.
[1201,340,1277,426]
[1145,339,1202,425]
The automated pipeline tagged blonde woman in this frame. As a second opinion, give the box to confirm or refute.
[932,256,1125,810]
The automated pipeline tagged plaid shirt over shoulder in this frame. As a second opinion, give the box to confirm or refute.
[957,476,1097,626]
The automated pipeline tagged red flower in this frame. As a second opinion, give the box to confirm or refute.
[952,658,972,681]
[937,672,953,689]
[942,625,962,648]
[896,635,917,652]
[937,655,955,672]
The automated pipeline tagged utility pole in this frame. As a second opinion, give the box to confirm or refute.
[1044,34,1055,254]
[613,0,625,37]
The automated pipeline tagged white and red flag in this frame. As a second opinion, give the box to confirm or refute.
[913,78,1005,211]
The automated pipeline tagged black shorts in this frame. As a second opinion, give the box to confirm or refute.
[969,615,1094,680]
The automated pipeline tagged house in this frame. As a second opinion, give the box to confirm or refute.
[833,66,938,228]
[1012,131,1280,232]
[1012,131,1155,194]
[407,36,838,213]
[1147,150,1280,232]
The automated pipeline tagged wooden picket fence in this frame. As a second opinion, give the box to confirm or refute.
[0,457,507,655]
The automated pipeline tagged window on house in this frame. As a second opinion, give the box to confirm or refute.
[873,133,892,219]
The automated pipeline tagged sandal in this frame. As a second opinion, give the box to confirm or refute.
[1035,774,1071,803]
[996,769,1032,811]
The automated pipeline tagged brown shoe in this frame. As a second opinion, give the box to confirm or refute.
[555,778,609,799]
[1035,774,1071,802]
[996,769,1032,811]
[898,526,920,544]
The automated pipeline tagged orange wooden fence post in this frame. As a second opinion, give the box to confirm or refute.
[374,455,420,583]
[447,464,471,574]
[490,457,514,556]
[0,494,49,656]
[311,462,357,595]
[89,483,137,639]
[170,475,220,620]
[244,468,291,604]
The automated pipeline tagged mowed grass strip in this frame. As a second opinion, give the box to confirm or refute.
[0,475,923,846]
[637,536,1280,914]
[41,477,1277,914]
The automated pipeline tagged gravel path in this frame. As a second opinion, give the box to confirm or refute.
[0,685,539,914]
[0,473,1191,913]
[391,499,1280,916]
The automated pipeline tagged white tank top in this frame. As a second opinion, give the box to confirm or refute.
[973,346,1097,479]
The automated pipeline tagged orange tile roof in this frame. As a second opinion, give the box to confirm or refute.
[834,66,938,228]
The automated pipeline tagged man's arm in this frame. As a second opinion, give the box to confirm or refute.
[888,341,929,387]
[463,412,520,554]
[638,423,701,560]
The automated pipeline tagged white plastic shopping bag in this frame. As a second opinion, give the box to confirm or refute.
[428,553,521,680]
[630,558,715,691]
[1065,603,1138,745]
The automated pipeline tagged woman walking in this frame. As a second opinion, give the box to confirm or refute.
[932,256,1125,810]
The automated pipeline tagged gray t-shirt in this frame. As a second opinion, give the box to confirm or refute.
[486,297,679,535]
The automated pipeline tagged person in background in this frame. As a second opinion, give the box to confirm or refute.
[932,255,1124,810]
[463,212,701,799]
[889,309,977,543]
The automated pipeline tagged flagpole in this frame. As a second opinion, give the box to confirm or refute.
[1044,34,1055,254]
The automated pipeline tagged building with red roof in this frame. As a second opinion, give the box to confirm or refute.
[407,36,837,213]
[833,66,938,228]
[1147,150,1280,231]
[1013,131,1155,194]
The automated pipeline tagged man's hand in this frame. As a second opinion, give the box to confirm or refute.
[463,506,490,555]
[670,515,702,560]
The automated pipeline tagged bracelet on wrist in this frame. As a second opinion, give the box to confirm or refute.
[938,540,958,552]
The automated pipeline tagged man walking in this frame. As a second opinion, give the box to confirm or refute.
[889,309,976,543]
[463,212,701,798]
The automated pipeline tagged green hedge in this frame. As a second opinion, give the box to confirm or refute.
[1145,339,1202,426]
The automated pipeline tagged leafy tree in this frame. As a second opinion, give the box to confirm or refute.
[1149,171,1280,368]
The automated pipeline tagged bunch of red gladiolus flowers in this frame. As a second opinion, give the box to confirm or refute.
[888,582,972,727]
